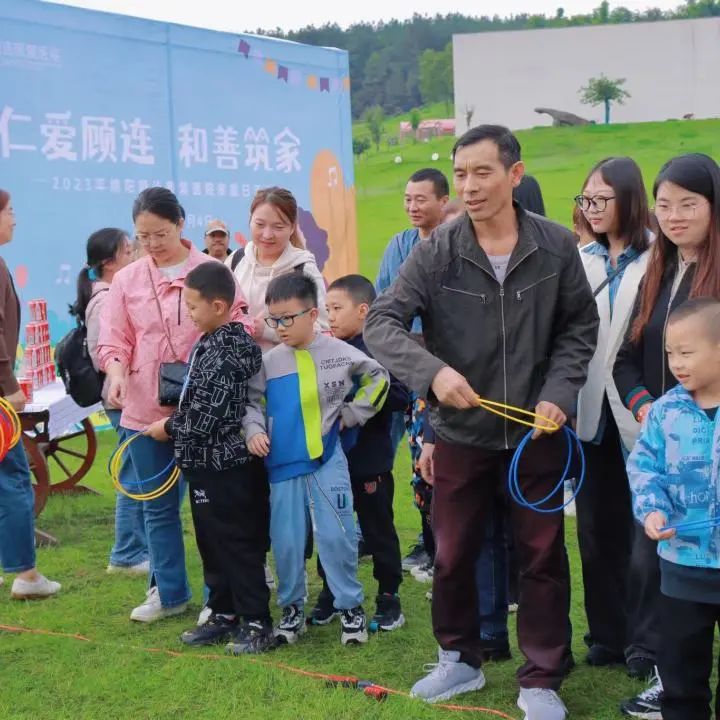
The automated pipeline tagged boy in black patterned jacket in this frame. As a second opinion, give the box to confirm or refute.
[146,262,274,654]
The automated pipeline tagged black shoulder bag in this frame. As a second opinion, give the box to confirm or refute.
[148,267,188,406]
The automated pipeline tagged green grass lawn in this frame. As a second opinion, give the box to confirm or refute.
[3,434,641,720]
[4,119,720,720]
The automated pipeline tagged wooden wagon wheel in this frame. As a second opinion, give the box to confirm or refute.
[44,418,98,493]
[22,433,50,517]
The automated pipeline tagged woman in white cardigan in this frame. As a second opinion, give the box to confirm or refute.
[574,157,652,675]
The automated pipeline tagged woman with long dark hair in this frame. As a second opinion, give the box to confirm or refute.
[72,228,143,575]
[574,157,652,671]
[614,153,720,717]
[0,189,60,599]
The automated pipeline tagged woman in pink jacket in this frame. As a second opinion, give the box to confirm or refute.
[98,188,251,623]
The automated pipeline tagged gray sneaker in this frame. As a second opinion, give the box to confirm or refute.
[518,688,567,720]
[410,649,486,703]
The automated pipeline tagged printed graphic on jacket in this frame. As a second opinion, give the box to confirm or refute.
[628,384,720,569]
[242,333,390,484]
[166,322,262,472]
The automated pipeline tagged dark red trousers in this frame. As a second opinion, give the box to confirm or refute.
[432,433,569,690]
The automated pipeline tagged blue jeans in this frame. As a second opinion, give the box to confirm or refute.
[475,501,509,644]
[107,410,148,568]
[0,442,36,572]
[122,428,190,607]
[270,442,363,611]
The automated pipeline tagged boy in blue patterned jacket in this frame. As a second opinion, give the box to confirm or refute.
[242,273,390,647]
[628,298,720,720]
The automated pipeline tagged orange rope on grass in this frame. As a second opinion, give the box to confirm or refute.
[0,623,519,720]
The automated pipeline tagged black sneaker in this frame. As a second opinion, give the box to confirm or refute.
[274,604,306,645]
[587,643,625,667]
[307,592,341,626]
[401,542,429,572]
[340,606,368,645]
[627,656,655,680]
[180,613,236,646]
[226,619,277,655]
[620,668,663,719]
[369,594,405,633]
[562,648,576,677]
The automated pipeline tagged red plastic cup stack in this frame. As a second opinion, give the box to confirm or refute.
[18,377,33,403]
[24,299,52,391]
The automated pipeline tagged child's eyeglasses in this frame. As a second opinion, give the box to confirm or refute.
[265,308,312,329]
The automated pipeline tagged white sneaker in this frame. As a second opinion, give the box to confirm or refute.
[410,648,486,703]
[11,574,61,600]
[130,587,187,623]
[107,560,150,577]
[264,564,276,590]
[197,604,212,626]
[411,562,434,583]
[518,688,567,720]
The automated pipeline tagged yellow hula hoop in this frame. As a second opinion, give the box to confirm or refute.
[476,397,560,433]
[0,396,23,449]
[110,433,180,501]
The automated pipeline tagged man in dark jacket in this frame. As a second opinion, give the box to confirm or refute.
[364,125,599,720]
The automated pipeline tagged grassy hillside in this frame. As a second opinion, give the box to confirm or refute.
[355,118,720,278]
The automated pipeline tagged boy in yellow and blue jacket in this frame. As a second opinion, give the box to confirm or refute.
[243,273,389,647]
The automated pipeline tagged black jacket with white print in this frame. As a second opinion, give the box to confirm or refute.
[164,322,262,472]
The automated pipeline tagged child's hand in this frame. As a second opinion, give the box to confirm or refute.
[418,442,435,485]
[248,433,270,457]
[644,511,675,541]
[144,420,170,442]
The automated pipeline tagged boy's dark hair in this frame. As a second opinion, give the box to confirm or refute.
[328,274,376,307]
[408,168,450,199]
[265,273,318,307]
[452,124,521,169]
[668,297,720,340]
[185,262,236,306]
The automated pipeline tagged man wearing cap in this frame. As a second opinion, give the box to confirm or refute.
[203,220,232,261]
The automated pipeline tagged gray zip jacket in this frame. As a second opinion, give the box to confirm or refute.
[364,207,599,451]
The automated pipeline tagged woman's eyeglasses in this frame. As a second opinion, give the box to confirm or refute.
[654,202,705,220]
[574,195,616,212]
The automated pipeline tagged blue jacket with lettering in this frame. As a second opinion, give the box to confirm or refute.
[242,333,390,484]
[628,384,720,569]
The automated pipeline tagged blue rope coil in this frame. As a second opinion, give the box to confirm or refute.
[508,426,585,514]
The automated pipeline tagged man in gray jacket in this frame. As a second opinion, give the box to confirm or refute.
[364,125,598,720]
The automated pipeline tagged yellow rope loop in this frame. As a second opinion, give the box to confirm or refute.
[0,397,23,449]
[476,396,560,433]
[110,434,180,501]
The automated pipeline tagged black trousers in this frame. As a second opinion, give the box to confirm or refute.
[575,406,634,654]
[659,592,720,720]
[185,459,271,623]
[625,522,662,662]
[318,471,403,598]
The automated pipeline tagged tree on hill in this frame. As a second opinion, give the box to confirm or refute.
[409,108,422,140]
[353,137,371,158]
[363,106,386,151]
[579,74,631,124]
[419,42,453,114]
[256,2,720,118]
